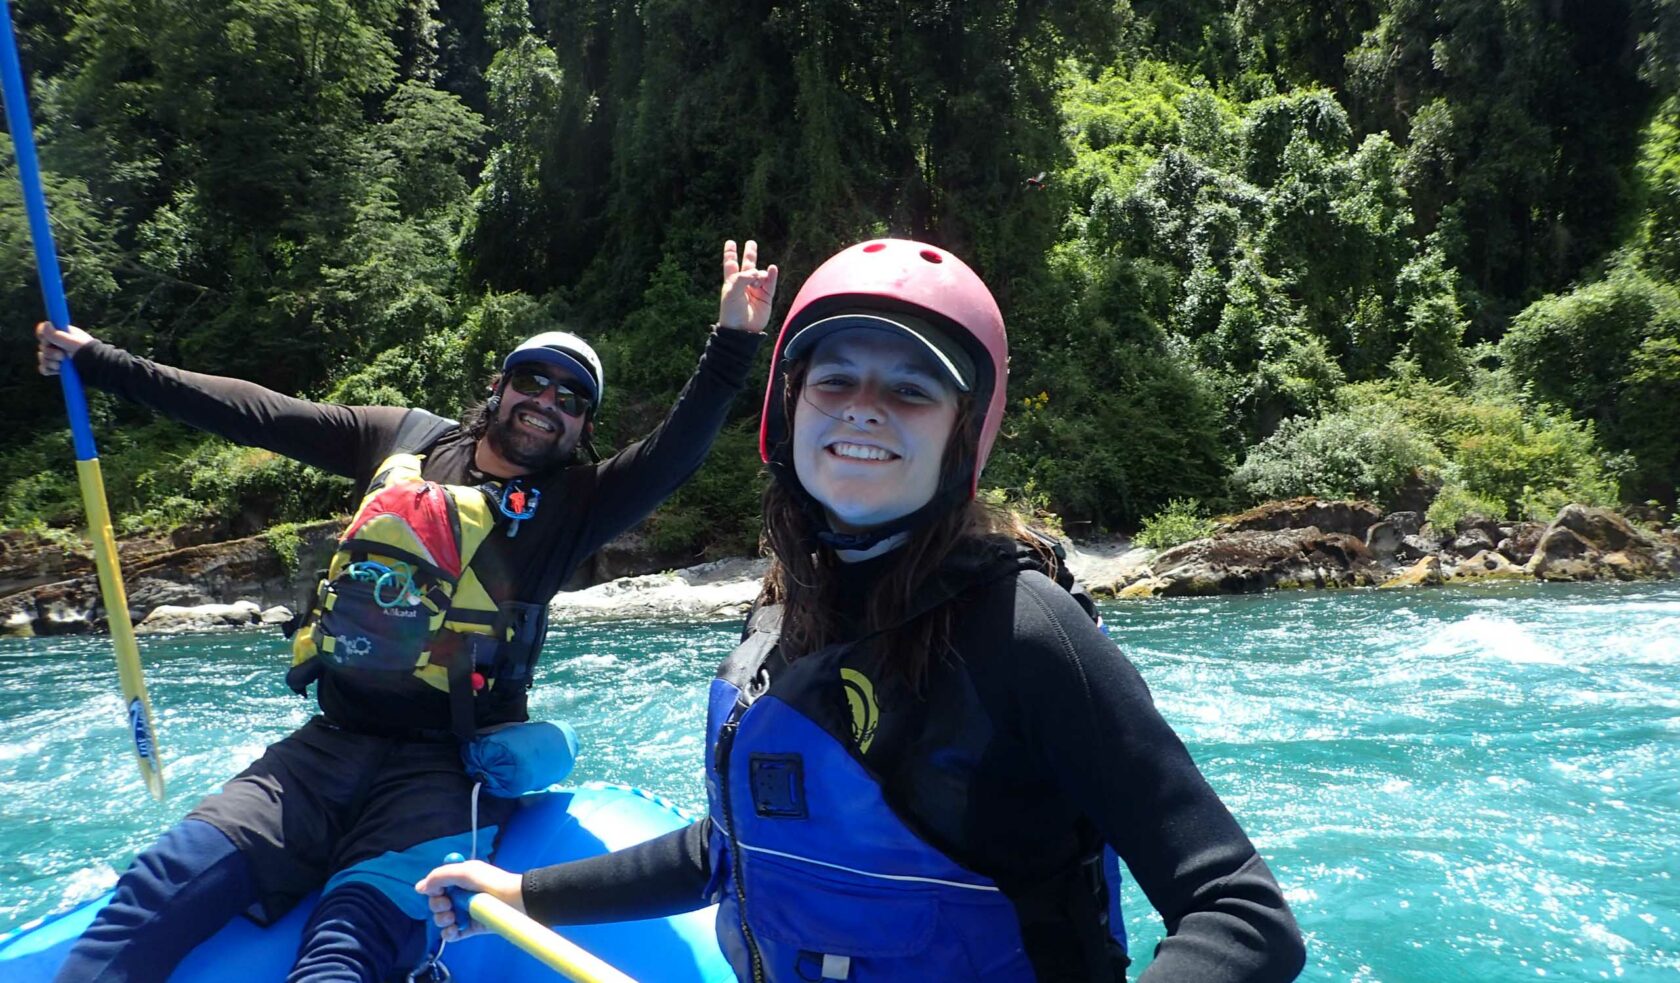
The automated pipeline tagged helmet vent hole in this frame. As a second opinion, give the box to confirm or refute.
[919,249,944,264]
[862,242,886,253]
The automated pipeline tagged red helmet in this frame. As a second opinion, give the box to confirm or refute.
[760,239,1009,507]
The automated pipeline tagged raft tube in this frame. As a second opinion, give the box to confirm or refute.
[0,783,731,983]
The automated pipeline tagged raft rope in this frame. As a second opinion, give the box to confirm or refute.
[408,780,484,983]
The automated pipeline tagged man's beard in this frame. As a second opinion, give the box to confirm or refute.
[486,409,575,471]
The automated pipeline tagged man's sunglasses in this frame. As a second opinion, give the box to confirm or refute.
[506,367,592,416]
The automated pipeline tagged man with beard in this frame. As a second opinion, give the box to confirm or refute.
[32,240,777,982]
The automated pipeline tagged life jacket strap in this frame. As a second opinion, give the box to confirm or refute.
[447,649,476,743]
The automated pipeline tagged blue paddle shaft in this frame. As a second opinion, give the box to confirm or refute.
[0,0,98,460]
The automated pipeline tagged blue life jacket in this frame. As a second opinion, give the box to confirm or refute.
[703,544,1127,981]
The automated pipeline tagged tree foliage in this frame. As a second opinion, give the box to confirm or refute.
[2,0,1676,548]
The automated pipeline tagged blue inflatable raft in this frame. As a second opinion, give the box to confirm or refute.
[0,783,731,982]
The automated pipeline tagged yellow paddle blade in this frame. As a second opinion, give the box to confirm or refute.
[76,458,165,802]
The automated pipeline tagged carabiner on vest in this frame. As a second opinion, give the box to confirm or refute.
[496,481,541,538]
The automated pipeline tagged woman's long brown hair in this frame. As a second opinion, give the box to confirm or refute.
[757,362,1056,687]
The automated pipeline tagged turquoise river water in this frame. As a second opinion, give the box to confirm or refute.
[1,580,1677,981]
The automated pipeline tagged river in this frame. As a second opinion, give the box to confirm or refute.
[2,580,1676,981]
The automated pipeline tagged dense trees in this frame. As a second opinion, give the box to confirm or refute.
[3,1,1677,550]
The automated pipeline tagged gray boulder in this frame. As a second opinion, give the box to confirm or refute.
[1450,528,1497,557]
[1365,521,1404,560]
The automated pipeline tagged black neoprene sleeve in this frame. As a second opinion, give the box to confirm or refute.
[72,340,404,479]
[1002,575,1306,981]
[520,821,712,926]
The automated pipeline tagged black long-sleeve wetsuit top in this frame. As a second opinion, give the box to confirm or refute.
[72,328,764,736]
[520,546,1306,981]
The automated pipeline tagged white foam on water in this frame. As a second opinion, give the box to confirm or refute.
[57,863,117,910]
[1420,613,1566,665]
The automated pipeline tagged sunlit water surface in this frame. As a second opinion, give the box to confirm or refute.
[2,580,1677,981]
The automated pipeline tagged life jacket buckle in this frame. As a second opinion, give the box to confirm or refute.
[495,481,540,538]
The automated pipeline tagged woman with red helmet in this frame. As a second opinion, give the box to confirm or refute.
[419,241,1305,981]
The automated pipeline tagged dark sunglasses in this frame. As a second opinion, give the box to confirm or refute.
[506,367,592,415]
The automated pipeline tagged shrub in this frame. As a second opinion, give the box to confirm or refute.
[1136,499,1215,549]
[1443,403,1620,520]
[1230,401,1442,506]
[1425,483,1507,531]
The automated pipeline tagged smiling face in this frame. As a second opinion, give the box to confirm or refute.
[484,365,591,472]
[791,328,962,533]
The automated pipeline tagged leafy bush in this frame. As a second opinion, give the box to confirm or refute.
[1230,401,1442,506]
[1424,483,1507,531]
[1136,498,1215,549]
[1445,404,1621,520]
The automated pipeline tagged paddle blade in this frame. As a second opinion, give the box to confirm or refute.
[77,458,165,801]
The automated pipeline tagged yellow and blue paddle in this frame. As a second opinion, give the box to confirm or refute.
[1,0,165,802]
[440,854,637,983]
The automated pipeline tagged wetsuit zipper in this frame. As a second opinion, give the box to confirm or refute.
[715,713,766,983]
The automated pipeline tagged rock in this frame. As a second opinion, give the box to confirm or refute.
[1062,538,1155,595]
[1450,528,1497,557]
[37,596,103,634]
[0,528,198,600]
[1388,472,1443,516]
[2,608,35,638]
[260,605,295,625]
[1529,526,1601,581]
[1528,505,1670,582]
[1145,528,1380,596]
[1116,577,1170,600]
[1380,555,1443,589]
[1396,533,1435,563]
[1446,550,1526,581]
[1214,497,1384,540]
[136,600,262,634]
[1365,521,1404,560]
[1550,504,1652,554]
[579,524,710,587]
[126,577,214,612]
[0,521,342,637]
[1495,522,1546,565]
[1383,511,1424,537]
[1454,513,1504,542]
[549,558,770,622]
[1620,502,1668,527]
[169,520,230,550]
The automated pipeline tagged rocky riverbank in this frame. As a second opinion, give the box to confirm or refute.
[2,498,1675,637]
[1102,498,1680,598]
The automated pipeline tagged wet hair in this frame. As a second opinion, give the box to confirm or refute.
[757,361,1056,687]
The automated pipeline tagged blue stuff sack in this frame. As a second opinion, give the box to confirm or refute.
[462,720,579,797]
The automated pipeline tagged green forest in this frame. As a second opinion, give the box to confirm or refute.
[3,0,1678,557]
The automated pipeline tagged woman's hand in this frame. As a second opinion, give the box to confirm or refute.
[35,321,95,376]
[415,858,526,942]
[718,239,779,333]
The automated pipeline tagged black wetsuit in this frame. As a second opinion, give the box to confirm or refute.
[56,328,763,983]
[519,544,1306,981]
[73,328,762,736]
